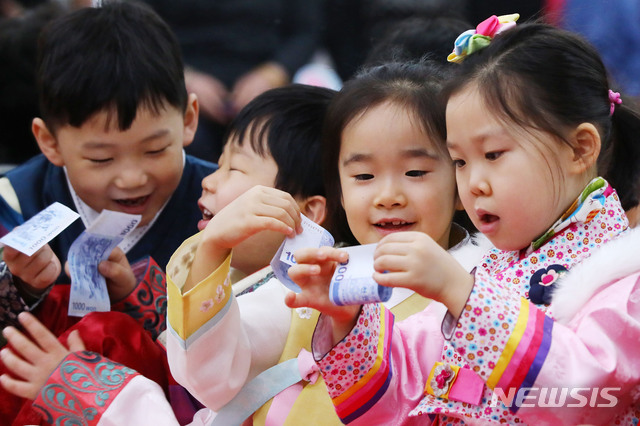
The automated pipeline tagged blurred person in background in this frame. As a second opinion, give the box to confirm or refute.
[140,0,324,162]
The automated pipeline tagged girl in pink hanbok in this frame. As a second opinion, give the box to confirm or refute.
[286,15,640,425]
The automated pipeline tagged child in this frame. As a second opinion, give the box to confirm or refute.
[0,0,214,329]
[287,17,640,424]
[1,61,490,425]
[0,1,215,423]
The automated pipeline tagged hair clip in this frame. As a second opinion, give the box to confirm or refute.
[447,13,520,63]
[608,89,622,116]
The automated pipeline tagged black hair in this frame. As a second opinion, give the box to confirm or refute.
[365,15,471,67]
[445,22,640,211]
[323,60,452,245]
[37,0,187,134]
[225,84,335,199]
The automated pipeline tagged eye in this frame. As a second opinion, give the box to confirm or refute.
[147,146,168,155]
[354,174,374,181]
[88,158,112,164]
[405,170,427,177]
[452,159,466,168]
[485,151,503,161]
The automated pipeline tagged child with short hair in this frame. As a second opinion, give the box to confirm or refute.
[0,0,214,336]
[287,16,640,424]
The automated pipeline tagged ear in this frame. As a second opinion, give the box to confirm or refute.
[182,93,199,148]
[32,118,64,166]
[568,122,601,175]
[297,195,327,225]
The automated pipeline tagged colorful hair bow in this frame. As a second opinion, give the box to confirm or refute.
[447,13,520,63]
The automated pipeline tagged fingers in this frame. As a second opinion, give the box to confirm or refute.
[2,326,43,366]
[372,270,410,287]
[249,186,302,234]
[5,245,60,290]
[30,255,61,289]
[0,372,37,400]
[284,290,327,312]
[0,345,34,381]
[284,291,301,309]
[2,246,20,262]
[287,263,321,279]
[99,254,136,302]
[292,246,348,265]
[16,312,63,356]
[66,330,86,352]
[107,246,128,264]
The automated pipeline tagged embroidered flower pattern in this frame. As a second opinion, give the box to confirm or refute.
[215,285,225,304]
[296,307,313,320]
[200,298,214,312]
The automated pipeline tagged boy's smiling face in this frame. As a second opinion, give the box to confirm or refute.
[198,137,279,230]
[34,98,198,227]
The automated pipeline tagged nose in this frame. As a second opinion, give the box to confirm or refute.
[374,176,407,208]
[467,166,491,197]
[201,170,219,193]
[114,166,148,189]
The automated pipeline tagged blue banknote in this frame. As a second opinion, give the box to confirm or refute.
[329,244,392,306]
[271,214,334,293]
[67,210,141,317]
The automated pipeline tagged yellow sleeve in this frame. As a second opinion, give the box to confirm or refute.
[167,232,234,341]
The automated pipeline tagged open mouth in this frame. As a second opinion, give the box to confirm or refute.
[479,213,499,224]
[201,207,214,221]
[115,195,150,207]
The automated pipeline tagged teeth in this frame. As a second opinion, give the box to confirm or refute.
[378,221,408,226]
[202,208,213,219]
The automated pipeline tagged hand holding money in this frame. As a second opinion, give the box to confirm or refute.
[3,244,61,295]
[64,246,136,303]
[373,231,474,318]
[98,247,136,302]
[67,210,141,317]
[185,185,302,292]
[284,246,361,344]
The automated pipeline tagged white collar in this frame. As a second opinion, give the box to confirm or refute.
[63,169,167,254]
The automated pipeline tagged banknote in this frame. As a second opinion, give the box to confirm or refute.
[329,244,392,306]
[271,214,335,292]
[68,210,141,317]
[0,202,80,256]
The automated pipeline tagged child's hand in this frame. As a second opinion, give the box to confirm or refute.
[99,247,136,302]
[185,185,303,290]
[63,247,136,303]
[3,244,61,294]
[0,312,85,400]
[285,246,361,344]
[204,185,303,248]
[372,232,474,317]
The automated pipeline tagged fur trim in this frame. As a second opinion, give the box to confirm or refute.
[552,226,640,323]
